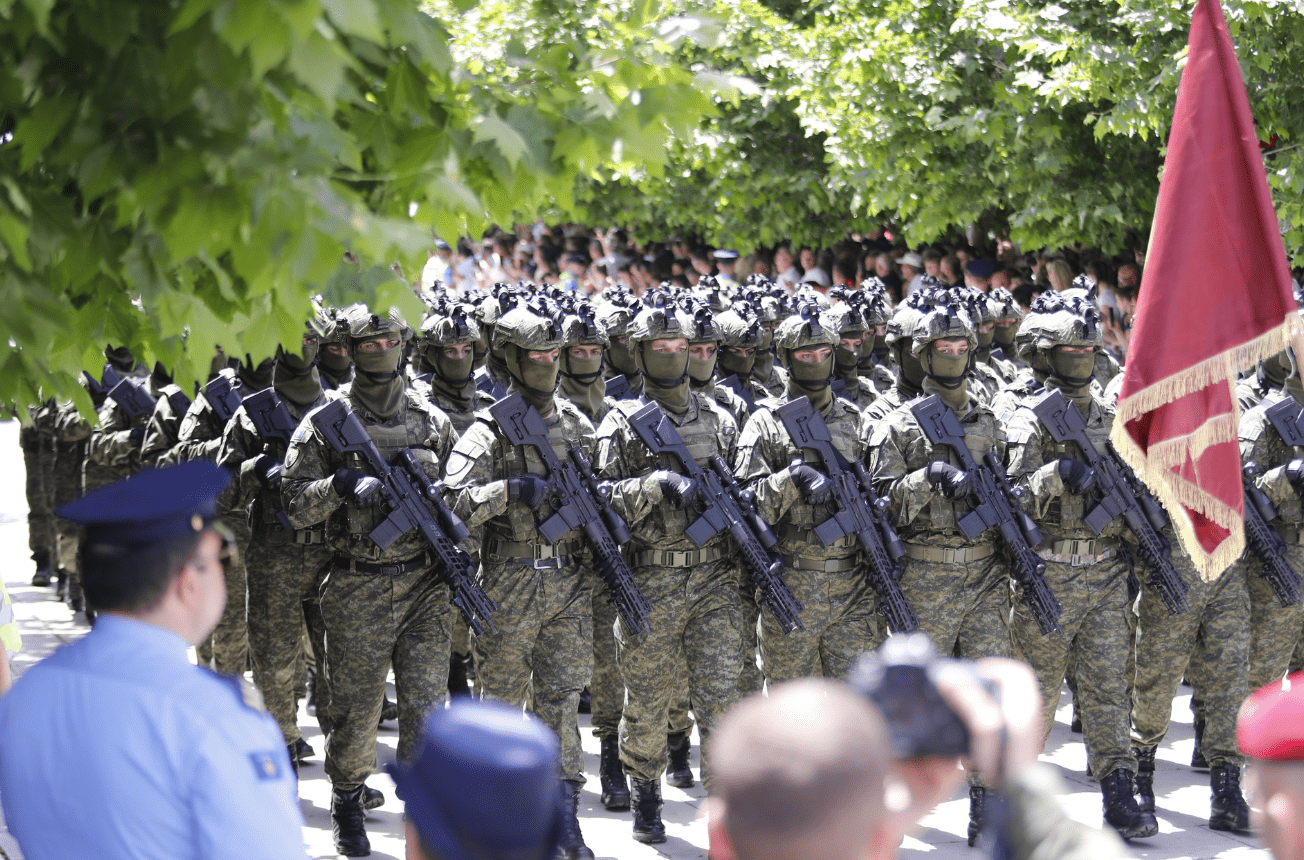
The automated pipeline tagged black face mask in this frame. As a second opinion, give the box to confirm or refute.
[238,357,276,392]
[105,345,136,373]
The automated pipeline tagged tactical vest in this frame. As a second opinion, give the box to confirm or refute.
[488,403,589,543]
[335,400,431,546]
[777,401,863,557]
[1019,396,1122,537]
[915,408,1001,537]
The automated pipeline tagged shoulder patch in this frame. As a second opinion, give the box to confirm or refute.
[249,751,285,781]
[204,667,269,714]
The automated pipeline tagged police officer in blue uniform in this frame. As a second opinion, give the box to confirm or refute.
[388,699,563,860]
[0,461,308,860]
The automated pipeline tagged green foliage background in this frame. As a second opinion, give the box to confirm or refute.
[3,0,1302,410]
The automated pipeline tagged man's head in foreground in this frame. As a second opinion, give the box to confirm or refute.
[1240,672,1304,859]
[388,699,562,860]
[709,679,895,860]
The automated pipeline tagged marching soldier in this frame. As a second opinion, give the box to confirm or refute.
[595,296,743,844]
[825,297,878,411]
[443,302,598,860]
[282,307,455,857]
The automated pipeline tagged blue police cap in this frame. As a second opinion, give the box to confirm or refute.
[387,700,562,860]
[56,461,231,547]
[712,249,740,262]
[964,259,997,279]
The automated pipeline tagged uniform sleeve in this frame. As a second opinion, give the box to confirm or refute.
[54,402,92,442]
[141,396,182,467]
[734,410,798,524]
[869,413,933,527]
[188,709,309,860]
[1004,409,1063,516]
[442,421,509,532]
[594,409,664,526]
[216,409,268,510]
[171,399,227,464]
[281,423,344,530]
[87,402,137,467]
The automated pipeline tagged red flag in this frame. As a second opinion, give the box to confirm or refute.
[1112,0,1303,579]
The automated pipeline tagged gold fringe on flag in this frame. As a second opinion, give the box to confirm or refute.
[1110,314,1304,582]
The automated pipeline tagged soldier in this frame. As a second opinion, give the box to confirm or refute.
[167,355,275,675]
[595,296,743,844]
[855,278,897,396]
[984,287,1026,383]
[861,288,937,424]
[22,400,57,586]
[86,356,160,494]
[282,306,456,857]
[746,281,790,398]
[735,303,877,685]
[443,301,597,860]
[867,298,1012,843]
[597,290,643,400]
[1001,292,1156,839]
[685,296,750,428]
[318,308,355,390]
[953,287,1005,403]
[215,324,341,774]
[412,300,495,696]
[714,304,771,410]
[824,296,878,411]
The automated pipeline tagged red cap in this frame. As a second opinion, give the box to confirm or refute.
[1238,672,1304,760]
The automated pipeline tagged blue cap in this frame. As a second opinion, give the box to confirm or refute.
[712,249,740,261]
[56,461,231,547]
[387,700,562,860]
[964,259,997,279]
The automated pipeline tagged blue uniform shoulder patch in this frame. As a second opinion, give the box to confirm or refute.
[249,751,283,780]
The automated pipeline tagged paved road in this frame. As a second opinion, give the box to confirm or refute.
[0,419,1272,860]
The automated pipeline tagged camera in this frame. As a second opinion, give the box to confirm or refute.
[849,634,992,760]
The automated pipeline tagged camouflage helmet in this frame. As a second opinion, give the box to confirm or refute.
[857,278,893,327]
[628,292,695,344]
[773,302,837,351]
[681,297,720,343]
[987,287,1024,323]
[493,304,567,352]
[420,302,481,346]
[910,297,977,358]
[316,304,349,346]
[562,303,609,347]
[951,287,994,326]
[885,288,940,348]
[343,305,411,347]
[823,301,868,337]
[716,305,765,350]
[1016,291,1104,361]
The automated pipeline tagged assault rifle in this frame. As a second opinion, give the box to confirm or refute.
[204,374,243,424]
[475,367,506,401]
[1031,390,1189,614]
[775,396,919,635]
[242,388,301,530]
[490,393,653,635]
[604,374,633,401]
[1265,396,1304,450]
[1243,461,1303,607]
[911,394,1062,634]
[310,399,497,635]
[627,401,805,634]
[717,375,755,411]
[106,376,158,422]
[83,365,122,405]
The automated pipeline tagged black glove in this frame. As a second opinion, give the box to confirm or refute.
[788,463,832,506]
[332,467,384,508]
[251,454,282,491]
[128,425,145,448]
[1287,459,1304,490]
[507,474,551,510]
[1056,459,1097,495]
[656,471,702,510]
[925,461,972,501]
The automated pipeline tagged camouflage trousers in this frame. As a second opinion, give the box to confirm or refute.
[52,441,83,576]
[21,425,53,562]
[245,531,332,745]
[1010,554,1136,781]
[320,563,452,788]
[616,558,742,788]
[200,511,250,675]
[1131,560,1248,768]
[592,573,696,742]
[758,553,879,684]
[738,579,764,695]
[1246,545,1304,690]
[899,550,1011,659]
[473,557,593,784]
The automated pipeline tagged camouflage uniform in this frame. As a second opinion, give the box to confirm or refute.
[166,365,269,675]
[22,402,57,577]
[51,401,91,585]
[283,386,455,780]
[1239,388,1304,689]
[216,385,336,746]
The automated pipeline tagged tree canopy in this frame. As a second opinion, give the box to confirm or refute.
[4,0,1304,412]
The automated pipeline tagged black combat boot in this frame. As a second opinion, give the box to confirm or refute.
[31,551,52,587]
[379,694,398,726]
[448,653,471,697]
[1134,746,1157,813]
[666,731,695,788]
[1101,769,1158,839]
[631,778,667,843]
[1209,764,1251,833]
[285,743,299,778]
[292,736,315,764]
[558,779,596,859]
[599,736,630,810]
[1191,713,1209,770]
[305,665,318,717]
[967,786,985,847]
[331,785,371,856]
[362,783,385,811]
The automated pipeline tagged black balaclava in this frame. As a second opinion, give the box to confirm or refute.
[105,345,136,374]
[238,356,276,393]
